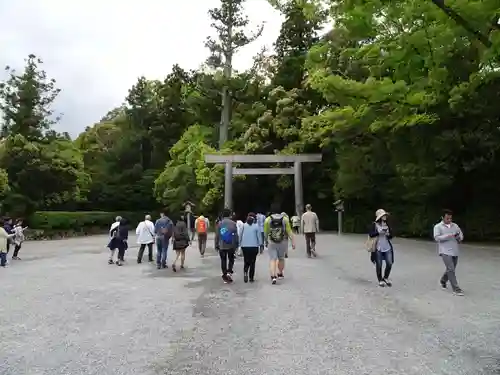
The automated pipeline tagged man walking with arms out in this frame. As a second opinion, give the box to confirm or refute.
[215,208,239,283]
[301,204,319,258]
[433,209,465,296]
[264,204,295,284]
[194,214,209,257]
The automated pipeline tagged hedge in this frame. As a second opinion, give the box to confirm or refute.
[27,211,159,232]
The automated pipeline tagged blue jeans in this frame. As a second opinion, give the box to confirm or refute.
[375,250,393,281]
[0,252,6,266]
[156,237,169,266]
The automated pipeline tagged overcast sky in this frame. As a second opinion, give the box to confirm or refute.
[0,0,283,137]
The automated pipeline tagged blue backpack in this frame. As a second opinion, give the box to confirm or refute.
[219,222,234,245]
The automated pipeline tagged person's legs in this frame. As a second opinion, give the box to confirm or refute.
[441,254,461,291]
[228,248,235,274]
[156,238,163,268]
[382,251,393,285]
[12,244,21,259]
[248,247,258,281]
[147,243,154,261]
[268,245,279,283]
[305,233,312,256]
[219,249,229,281]
[242,247,251,274]
[375,251,384,285]
[161,240,169,268]
[109,248,116,264]
[201,234,207,255]
[310,233,317,255]
[137,244,146,263]
[117,246,126,265]
[260,232,265,252]
[172,250,181,271]
[0,252,6,266]
[277,243,286,277]
[180,249,186,267]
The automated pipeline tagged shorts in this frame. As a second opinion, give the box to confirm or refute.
[268,241,287,260]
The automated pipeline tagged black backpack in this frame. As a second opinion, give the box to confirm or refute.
[269,215,285,243]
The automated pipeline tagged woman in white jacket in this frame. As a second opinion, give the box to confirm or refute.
[136,214,155,263]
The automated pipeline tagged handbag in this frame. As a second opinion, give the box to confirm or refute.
[365,236,378,252]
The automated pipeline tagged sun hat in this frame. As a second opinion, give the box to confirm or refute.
[375,209,389,222]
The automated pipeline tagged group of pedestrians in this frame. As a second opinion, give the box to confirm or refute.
[367,208,465,296]
[0,217,27,267]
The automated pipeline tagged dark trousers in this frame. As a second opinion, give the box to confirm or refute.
[293,226,299,234]
[242,247,259,280]
[198,233,207,255]
[440,255,459,290]
[6,241,10,254]
[13,244,21,258]
[219,248,235,276]
[304,232,316,255]
[117,245,126,261]
[0,252,6,266]
[375,250,393,281]
[137,243,154,263]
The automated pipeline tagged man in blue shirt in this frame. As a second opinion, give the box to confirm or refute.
[154,210,173,269]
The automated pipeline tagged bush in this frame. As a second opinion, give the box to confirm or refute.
[28,211,160,232]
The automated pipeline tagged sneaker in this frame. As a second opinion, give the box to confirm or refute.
[378,281,385,287]
[226,274,233,283]
[172,264,177,272]
[277,273,284,280]
[244,273,248,283]
[162,263,167,269]
[285,253,288,258]
[108,259,114,265]
[453,289,464,296]
[180,265,185,269]
[271,277,277,285]
[157,265,161,270]
[383,278,392,287]
[222,275,229,283]
[249,278,255,283]
[311,249,317,257]
[440,281,447,289]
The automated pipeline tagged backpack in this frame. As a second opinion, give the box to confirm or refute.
[112,225,121,239]
[219,222,235,245]
[269,215,285,243]
[174,224,185,241]
[196,218,207,233]
[161,218,173,238]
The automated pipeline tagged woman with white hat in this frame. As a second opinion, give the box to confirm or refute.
[368,209,394,287]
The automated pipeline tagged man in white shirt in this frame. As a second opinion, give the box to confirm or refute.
[301,204,319,257]
[136,214,155,263]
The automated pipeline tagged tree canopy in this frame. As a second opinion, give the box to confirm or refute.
[1,0,499,239]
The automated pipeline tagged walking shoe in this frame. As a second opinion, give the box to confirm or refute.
[271,277,277,285]
[277,273,284,280]
[378,281,385,287]
[162,263,167,269]
[222,274,229,283]
[244,273,248,283]
[249,278,255,283]
[180,265,185,269]
[383,278,392,287]
[108,259,114,265]
[226,274,233,283]
[453,289,464,296]
[440,281,447,289]
[172,264,177,272]
[157,265,161,270]
[285,253,288,258]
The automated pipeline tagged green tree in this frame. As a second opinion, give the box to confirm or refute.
[0,54,61,141]
[206,0,264,147]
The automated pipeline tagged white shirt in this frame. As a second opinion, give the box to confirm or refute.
[236,220,244,239]
[109,222,120,237]
[135,220,155,244]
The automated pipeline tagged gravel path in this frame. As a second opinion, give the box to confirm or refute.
[0,233,499,375]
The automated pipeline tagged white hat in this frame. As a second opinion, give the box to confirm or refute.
[375,209,389,221]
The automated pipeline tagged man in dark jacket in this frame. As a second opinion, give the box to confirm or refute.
[214,208,238,283]
[111,218,129,266]
[4,218,13,254]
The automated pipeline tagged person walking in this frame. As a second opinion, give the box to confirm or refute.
[172,216,190,272]
[12,219,27,260]
[215,208,238,283]
[154,210,173,269]
[368,209,394,287]
[4,217,14,255]
[291,214,300,234]
[256,211,266,253]
[235,214,244,257]
[264,204,295,284]
[136,214,155,263]
[107,216,122,264]
[433,209,464,296]
[239,214,262,283]
[194,214,209,257]
[301,204,319,258]
[0,218,15,267]
[110,218,128,266]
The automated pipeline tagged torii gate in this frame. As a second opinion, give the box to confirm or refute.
[204,154,322,216]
